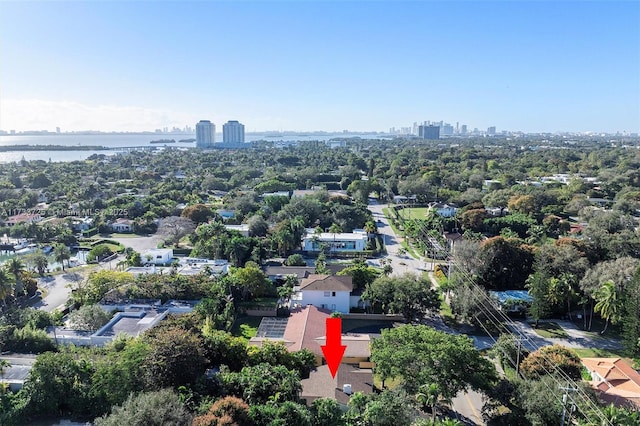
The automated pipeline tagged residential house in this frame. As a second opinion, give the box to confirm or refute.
[177,258,230,276]
[301,364,373,407]
[70,217,94,232]
[260,191,291,199]
[249,305,372,366]
[301,229,368,253]
[141,248,173,265]
[225,224,250,237]
[393,195,416,204]
[428,202,458,218]
[110,218,134,233]
[244,306,374,407]
[292,274,353,314]
[581,358,640,409]
[216,209,236,220]
[4,213,42,227]
[37,192,49,203]
[263,264,347,283]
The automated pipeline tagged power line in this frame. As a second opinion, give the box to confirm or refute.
[393,209,613,425]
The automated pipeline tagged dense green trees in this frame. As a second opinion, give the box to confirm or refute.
[362,273,440,320]
[141,325,207,389]
[371,325,497,396]
[518,344,582,380]
[220,363,302,405]
[94,389,192,426]
[68,304,112,331]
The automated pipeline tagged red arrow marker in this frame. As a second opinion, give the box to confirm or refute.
[321,317,346,378]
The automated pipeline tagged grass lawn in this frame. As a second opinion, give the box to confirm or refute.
[440,298,455,324]
[530,322,569,338]
[502,363,519,381]
[399,207,430,220]
[373,375,402,391]
[230,316,262,340]
[103,233,140,238]
[382,207,420,259]
[238,297,278,309]
[382,207,401,235]
[573,347,627,358]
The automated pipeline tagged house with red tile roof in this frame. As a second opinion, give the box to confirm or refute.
[581,358,640,408]
[249,305,371,366]
[4,213,42,227]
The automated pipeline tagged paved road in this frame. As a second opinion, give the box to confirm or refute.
[452,389,485,425]
[367,199,427,276]
[33,273,79,312]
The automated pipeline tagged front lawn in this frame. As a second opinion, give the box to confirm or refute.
[530,322,568,338]
[398,207,430,220]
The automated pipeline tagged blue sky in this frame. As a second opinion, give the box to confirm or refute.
[1,1,638,133]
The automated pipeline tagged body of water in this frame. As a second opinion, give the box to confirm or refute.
[0,133,392,163]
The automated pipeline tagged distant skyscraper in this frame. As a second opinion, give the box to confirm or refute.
[487,126,496,135]
[196,120,215,148]
[418,125,440,140]
[461,125,468,135]
[223,120,245,143]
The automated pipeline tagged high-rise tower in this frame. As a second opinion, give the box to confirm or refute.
[196,120,215,148]
[223,120,245,143]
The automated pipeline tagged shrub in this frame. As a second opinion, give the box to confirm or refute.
[285,254,306,266]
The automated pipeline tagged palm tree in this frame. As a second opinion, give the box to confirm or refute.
[6,257,26,297]
[416,383,449,422]
[594,280,620,334]
[33,251,49,276]
[53,243,71,271]
[0,359,10,380]
[547,273,577,320]
[328,223,342,233]
[0,269,14,308]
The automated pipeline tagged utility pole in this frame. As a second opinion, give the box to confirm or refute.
[559,386,579,426]
[515,336,526,378]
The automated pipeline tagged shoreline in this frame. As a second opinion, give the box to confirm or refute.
[0,145,108,152]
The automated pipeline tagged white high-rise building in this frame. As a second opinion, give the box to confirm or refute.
[195,120,215,148]
[223,120,245,143]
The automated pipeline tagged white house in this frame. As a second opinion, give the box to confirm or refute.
[427,202,458,218]
[177,258,230,276]
[292,274,353,314]
[301,229,368,252]
[110,218,134,233]
[225,224,250,237]
[141,248,173,265]
[70,217,94,232]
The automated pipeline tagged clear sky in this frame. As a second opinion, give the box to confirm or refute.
[1,1,638,134]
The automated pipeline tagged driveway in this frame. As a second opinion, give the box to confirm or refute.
[509,319,623,352]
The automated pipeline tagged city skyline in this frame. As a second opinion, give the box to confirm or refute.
[0,1,638,134]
